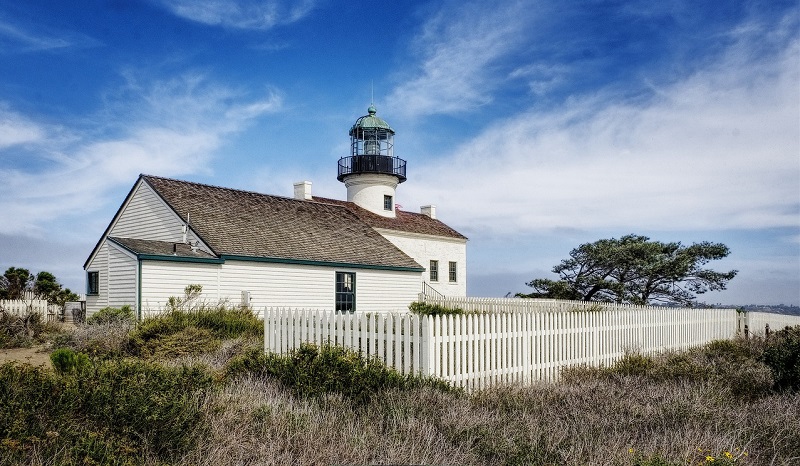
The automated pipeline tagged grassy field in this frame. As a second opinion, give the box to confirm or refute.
[0,306,798,465]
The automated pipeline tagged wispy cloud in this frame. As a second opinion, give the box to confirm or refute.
[0,17,100,52]
[0,72,282,235]
[0,105,46,148]
[407,22,799,234]
[386,1,530,118]
[158,0,316,30]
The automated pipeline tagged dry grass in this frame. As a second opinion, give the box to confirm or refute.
[178,376,481,466]
[170,372,800,466]
[59,319,136,358]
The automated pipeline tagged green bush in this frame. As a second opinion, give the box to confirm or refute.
[761,325,800,391]
[86,305,135,325]
[0,358,214,464]
[50,348,90,373]
[609,352,656,376]
[408,301,464,316]
[142,326,222,359]
[561,339,776,399]
[225,343,457,404]
[129,307,262,357]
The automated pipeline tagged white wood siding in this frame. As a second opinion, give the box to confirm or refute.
[377,229,467,297]
[140,261,221,315]
[106,242,138,310]
[85,241,139,316]
[110,181,208,251]
[139,259,420,316]
[85,243,108,315]
[353,268,420,311]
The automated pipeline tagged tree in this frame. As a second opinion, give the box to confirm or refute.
[0,267,33,300]
[34,271,80,306]
[517,234,738,306]
[0,267,79,305]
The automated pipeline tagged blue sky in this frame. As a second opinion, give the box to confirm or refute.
[0,0,797,305]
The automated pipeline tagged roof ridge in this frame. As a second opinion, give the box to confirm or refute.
[141,174,322,205]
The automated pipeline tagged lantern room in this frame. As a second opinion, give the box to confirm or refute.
[337,105,407,183]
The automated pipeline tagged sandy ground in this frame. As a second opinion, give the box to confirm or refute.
[0,323,77,368]
[0,345,53,367]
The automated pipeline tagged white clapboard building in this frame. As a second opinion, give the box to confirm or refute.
[84,105,467,318]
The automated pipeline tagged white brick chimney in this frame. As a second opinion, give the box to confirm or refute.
[293,181,312,200]
[420,205,436,219]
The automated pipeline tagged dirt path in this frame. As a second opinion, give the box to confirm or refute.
[0,345,52,367]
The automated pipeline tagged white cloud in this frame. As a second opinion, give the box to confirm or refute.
[0,20,70,51]
[386,1,530,118]
[509,63,570,96]
[0,105,45,148]
[406,31,800,234]
[0,18,101,52]
[159,0,316,30]
[0,73,282,235]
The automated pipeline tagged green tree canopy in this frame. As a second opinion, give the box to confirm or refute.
[517,234,738,306]
[1,267,79,305]
[0,267,33,300]
[34,271,80,306]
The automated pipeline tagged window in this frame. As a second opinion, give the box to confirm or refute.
[449,261,457,282]
[429,260,439,282]
[335,272,356,313]
[384,195,393,211]
[87,271,99,295]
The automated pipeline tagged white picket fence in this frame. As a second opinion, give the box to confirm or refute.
[420,295,713,314]
[0,298,63,322]
[740,312,800,334]
[264,306,737,390]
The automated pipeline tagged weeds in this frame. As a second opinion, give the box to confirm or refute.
[0,312,60,349]
[225,343,458,405]
[409,301,464,316]
[86,305,135,325]
[761,325,800,391]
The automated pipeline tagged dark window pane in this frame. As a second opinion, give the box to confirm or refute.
[429,260,438,282]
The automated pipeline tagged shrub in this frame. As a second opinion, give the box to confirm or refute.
[0,358,214,464]
[225,344,458,405]
[761,325,800,391]
[561,339,776,400]
[129,307,262,358]
[0,312,58,349]
[86,305,134,325]
[57,319,135,359]
[166,284,204,312]
[50,348,90,373]
[408,301,464,316]
[142,326,222,359]
[610,352,656,376]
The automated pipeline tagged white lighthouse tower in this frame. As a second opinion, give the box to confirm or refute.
[337,105,407,217]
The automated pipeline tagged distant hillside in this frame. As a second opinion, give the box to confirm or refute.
[737,304,800,316]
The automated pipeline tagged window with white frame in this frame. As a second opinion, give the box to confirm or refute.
[449,261,457,282]
[429,260,438,282]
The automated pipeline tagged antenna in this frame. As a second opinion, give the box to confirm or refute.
[182,212,190,244]
[371,80,374,106]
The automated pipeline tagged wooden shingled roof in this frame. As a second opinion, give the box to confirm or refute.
[108,237,220,260]
[311,197,467,240]
[141,175,424,270]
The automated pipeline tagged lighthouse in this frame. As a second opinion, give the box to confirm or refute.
[337,105,407,218]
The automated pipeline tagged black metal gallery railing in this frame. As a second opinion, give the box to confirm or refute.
[337,155,407,182]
